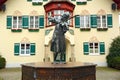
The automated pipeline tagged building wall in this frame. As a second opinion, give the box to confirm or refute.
[74,0,119,66]
[0,0,119,67]
[0,0,47,67]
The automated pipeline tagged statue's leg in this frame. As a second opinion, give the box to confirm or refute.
[60,53,63,62]
[54,52,58,62]
[60,52,66,64]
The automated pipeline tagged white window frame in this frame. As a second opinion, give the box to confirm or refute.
[89,42,100,55]
[32,0,43,3]
[66,11,72,26]
[20,43,30,56]
[97,15,107,28]
[54,10,64,20]
[54,10,72,25]
[76,0,87,2]
[47,10,72,26]
[12,16,22,29]
[80,15,90,28]
[29,16,39,29]
[47,11,52,25]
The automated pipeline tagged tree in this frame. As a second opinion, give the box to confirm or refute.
[0,55,6,69]
[106,36,120,70]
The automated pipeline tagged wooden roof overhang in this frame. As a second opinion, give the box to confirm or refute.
[0,0,7,11]
[44,0,75,12]
[0,0,7,6]
[113,0,120,9]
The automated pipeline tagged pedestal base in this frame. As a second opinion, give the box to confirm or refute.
[21,62,96,80]
[52,61,67,64]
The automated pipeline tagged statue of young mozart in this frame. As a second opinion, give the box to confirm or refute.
[48,12,70,64]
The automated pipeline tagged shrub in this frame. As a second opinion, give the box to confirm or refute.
[106,36,120,70]
[0,56,6,69]
[112,57,120,69]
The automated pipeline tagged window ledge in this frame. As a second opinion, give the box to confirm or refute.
[28,28,39,32]
[11,28,22,32]
[76,2,87,5]
[46,25,73,28]
[29,28,39,30]
[97,28,108,31]
[12,28,22,30]
[89,53,100,56]
[19,54,31,57]
[80,28,91,31]
[32,2,43,5]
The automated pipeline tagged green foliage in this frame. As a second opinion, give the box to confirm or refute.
[106,36,120,70]
[112,57,120,69]
[0,55,6,69]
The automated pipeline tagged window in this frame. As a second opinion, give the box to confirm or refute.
[46,10,72,27]
[7,15,44,31]
[97,15,107,28]
[27,0,48,5]
[89,43,99,55]
[12,16,22,29]
[83,42,105,55]
[75,15,90,29]
[20,43,30,55]
[54,10,64,20]
[32,0,43,5]
[75,14,112,29]
[80,15,90,28]
[29,16,39,29]
[14,43,36,56]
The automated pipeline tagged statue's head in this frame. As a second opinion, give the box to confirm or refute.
[61,12,70,21]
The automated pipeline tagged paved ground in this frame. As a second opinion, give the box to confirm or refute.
[0,68,21,80]
[0,67,120,80]
[96,67,120,80]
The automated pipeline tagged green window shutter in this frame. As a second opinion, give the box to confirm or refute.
[30,43,36,55]
[107,14,112,28]
[27,0,32,2]
[43,0,48,1]
[7,16,12,29]
[100,42,105,55]
[76,2,87,5]
[75,16,80,28]
[71,0,76,1]
[83,42,89,55]
[39,15,44,28]
[14,43,20,56]
[90,15,97,28]
[22,16,29,28]
[32,2,43,5]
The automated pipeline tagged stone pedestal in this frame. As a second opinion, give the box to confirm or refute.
[22,62,96,80]
[44,45,50,62]
[70,45,76,62]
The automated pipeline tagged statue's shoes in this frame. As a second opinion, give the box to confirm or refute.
[59,62,66,64]
[52,62,59,64]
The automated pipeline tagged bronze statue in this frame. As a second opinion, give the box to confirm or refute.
[48,12,70,64]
